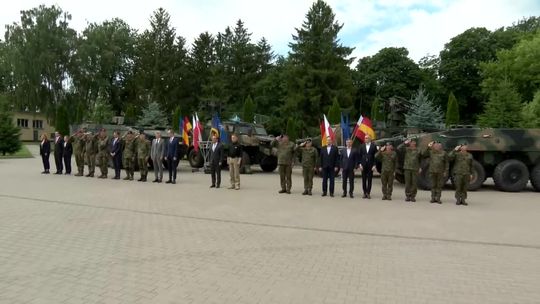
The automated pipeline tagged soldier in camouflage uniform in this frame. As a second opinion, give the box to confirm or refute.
[84,132,98,177]
[71,129,86,176]
[136,133,151,182]
[96,129,110,179]
[448,142,473,206]
[272,135,296,194]
[296,138,318,196]
[375,142,398,200]
[423,141,449,204]
[122,131,136,181]
[398,139,422,202]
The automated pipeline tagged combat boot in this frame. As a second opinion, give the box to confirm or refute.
[142,175,147,182]
[410,197,416,202]
[88,173,94,177]
[308,189,312,196]
[302,190,308,195]
[405,196,410,202]
[123,176,130,180]
[461,199,468,206]
[456,199,461,205]
[137,176,143,181]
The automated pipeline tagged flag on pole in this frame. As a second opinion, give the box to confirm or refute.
[352,115,376,142]
[320,114,335,146]
[193,113,203,152]
[180,116,192,145]
[211,113,229,144]
[340,112,350,141]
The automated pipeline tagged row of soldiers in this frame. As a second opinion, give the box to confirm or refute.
[273,135,474,206]
[69,128,151,181]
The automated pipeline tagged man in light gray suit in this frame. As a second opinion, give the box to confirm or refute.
[151,131,166,183]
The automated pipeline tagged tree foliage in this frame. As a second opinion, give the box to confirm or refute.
[0,96,21,155]
[138,101,168,126]
[243,95,255,123]
[370,97,384,122]
[477,81,522,128]
[327,98,341,125]
[55,105,70,136]
[445,92,460,127]
[405,87,443,130]
[521,91,540,128]
[88,98,114,124]
[285,117,299,141]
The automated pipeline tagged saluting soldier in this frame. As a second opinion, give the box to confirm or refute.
[272,134,296,194]
[136,133,151,182]
[423,141,449,204]
[122,131,136,181]
[448,142,473,206]
[71,129,86,176]
[84,132,98,177]
[398,138,422,202]
[96,129,110,179]
[296,138,318,196]
[375,142,398,200]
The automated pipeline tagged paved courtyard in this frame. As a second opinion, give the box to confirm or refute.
[0,145,539,304]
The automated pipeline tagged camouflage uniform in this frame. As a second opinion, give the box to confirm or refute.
[449,150,473,205]
[72,134,86,176]
[136,137,151,182]
[273,140,296,193]
[96,136,109,178]
[84,135,98,177]
[398,143,421,201]
[296,145,318,195]
[375,149,398,200]
[123,137,136,180]
[423,148,449,203]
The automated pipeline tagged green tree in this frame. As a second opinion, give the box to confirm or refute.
[243,95,255,123]
[138,101,168,126]
[355,47,423,115]
[172,106,181,132]
[285,117,298,141]
[327,98,341,124]
[88,98,114,124]
[445,92,460,127]
[4,5,76,118]
[370,97,384,122]
[124,104,136,125]
[405,87,443,130]
[521,91,540,128]
[55,104,70,136]
[287,0,355,133]
[0,96,21,155]
[477,81,522,128]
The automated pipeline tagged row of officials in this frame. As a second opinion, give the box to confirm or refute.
[38,129,474,206]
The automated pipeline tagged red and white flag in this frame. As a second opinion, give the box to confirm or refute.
[320,114,335,146]
[192,113,203,152]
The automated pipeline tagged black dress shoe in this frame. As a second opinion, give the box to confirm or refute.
[278,190,286,194]
[286,191,291,194]
[152,179,159,183]
[216,185,220,188]
[367,194,371,199]
[341,194,347,198]
[172,180,176,184]
[210,185,216,188]
[330,193,334,197]
[321,193,327,197]
[41,171,46,174]
[362,194,367,199]
[165,180,172,184]
[350,194,354,198]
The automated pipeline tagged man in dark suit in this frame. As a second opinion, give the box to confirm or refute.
[63,135,73,175]
[208,134,224,188]
[53,131,64,174]
[340,139,358,198]
[110,131,122,179]
[164,129,179,184]
[319,137,340,197]
[358,134,378,199]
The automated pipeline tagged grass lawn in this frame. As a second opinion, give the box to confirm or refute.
[0,144,33,159]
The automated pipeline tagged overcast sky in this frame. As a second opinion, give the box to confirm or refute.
[1,0,539,63]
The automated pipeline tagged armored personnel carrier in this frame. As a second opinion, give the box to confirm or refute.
[376,127,540,192]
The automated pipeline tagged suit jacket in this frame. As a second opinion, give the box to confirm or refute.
[54,137,64,157]
[165,137,179,159]
[208,142,224,166]
[340,147,358,171]
[110,137,121,158]
[151,138,165,160]
[63,141,73,157]
[40,140,50,156]
[359,142,378,170]
[320,145,340,169]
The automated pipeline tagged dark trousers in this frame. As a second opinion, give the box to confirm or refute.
[342,168,355,195]
[210,163,221,186]
[322,167,335,194]
[42,155,50,171]
[362,169,373,194]
[168,158,178,181]
[54,154,63,173]
[63,154,72,174]
[113,155,122,178]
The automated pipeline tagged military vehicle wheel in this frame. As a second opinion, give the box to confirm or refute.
[260,156,278,172]
[395,173,405,184]
[493,159,529,192]
[240,151,251,174]
[418,160,432,190]
[529,164,540,192]
[188,149,204,168]
[451,160,485,191]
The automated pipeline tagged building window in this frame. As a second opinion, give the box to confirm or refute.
[32,120,43,129]
[17,119,29,128]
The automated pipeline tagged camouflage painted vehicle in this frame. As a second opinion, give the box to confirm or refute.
[188,121,278,173]
[376,127,540,192]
